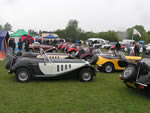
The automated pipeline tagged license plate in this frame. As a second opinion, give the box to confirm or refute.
[127,82,136,88]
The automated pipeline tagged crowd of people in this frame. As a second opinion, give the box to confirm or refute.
[8,38,30,54]
[115,41,146,56]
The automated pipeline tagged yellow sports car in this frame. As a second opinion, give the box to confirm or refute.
[94,52,141,73]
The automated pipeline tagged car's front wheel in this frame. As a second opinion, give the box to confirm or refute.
[79,68,93,82]
[15,68,31,82]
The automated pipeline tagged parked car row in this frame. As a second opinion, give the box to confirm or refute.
[6,40,150,96]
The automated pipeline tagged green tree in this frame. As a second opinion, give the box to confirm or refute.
[65,19,82,41]
[3,22,12,31]
[28,29,37,36]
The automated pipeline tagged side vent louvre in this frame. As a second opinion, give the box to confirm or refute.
[65,65,67,70]
[69,64,71,69]
[57,65,59,72]
[61,65,63,71]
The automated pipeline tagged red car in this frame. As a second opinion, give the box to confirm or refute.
[60,42,72,51]
[110,44,126,51]
[56,43,64,49]
[29,42,57,52]
[67,44,81,56]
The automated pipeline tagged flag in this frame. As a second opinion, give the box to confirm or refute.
[133,28,141,37]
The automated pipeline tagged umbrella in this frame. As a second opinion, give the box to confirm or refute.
[21,34,34,44]
[139,40,144,43]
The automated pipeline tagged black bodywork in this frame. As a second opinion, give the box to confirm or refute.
[121,56,150,95]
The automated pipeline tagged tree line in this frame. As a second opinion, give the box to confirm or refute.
[2,20,150,43]
[0,22,12,31]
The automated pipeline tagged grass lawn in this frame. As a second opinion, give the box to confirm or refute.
[0,60,150,113]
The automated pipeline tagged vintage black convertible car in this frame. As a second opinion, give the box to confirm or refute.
[120,55,150,95]
[5,50,96,82]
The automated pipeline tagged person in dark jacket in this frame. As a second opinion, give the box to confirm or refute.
[18,38,23,51]
[115,41,121,51]
[134,42,140,56]
[12,39,16,54]
[8,38,14,54]
[24,39,30,52]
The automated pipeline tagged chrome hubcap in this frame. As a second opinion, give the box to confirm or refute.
[82,72,91,81]
[105,65,112,72]
[18,71,28,81]
[124,67,133,78]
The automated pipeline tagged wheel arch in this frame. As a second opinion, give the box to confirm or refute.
[77,66,96,76]
[13,65,33,75]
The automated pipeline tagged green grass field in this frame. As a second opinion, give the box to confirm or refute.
[0,61,150,113]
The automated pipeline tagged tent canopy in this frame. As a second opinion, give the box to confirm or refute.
[10,29,35,37]
[0,31,9,40]
[0,31,9,55]
[43,34,58,39]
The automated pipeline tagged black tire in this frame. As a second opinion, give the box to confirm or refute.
[122,65,137,81]
[103,63,114,73]
[15,68,31,82]
[79,68,93,82]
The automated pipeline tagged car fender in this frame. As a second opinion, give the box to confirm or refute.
[11,62,32,74]
[78,66,96,76]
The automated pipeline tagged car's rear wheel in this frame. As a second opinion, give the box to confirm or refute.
[79,68,93,82]
[15,68,31,82]
[103,63,114,73]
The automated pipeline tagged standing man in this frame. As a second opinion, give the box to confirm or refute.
[25,39,30,52]
[126,42,131,56]
[115,41,121,52]
[18,38,23,51]
[134,42,140,56]
[8,38,13,54]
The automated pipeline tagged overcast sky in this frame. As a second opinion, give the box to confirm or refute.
[0,0,150,32]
